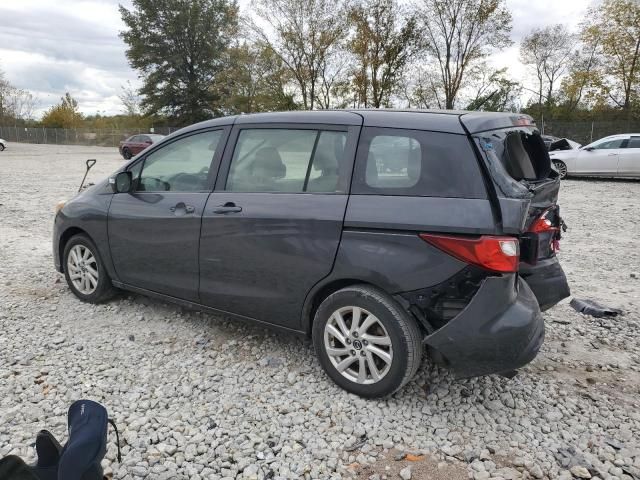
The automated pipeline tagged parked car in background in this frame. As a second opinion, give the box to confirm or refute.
[541,135,560,149]
[119,134,165,159]
[541,135,581,152]
[54,110,569,397]
[549,133,640,179]
[0,138,6,151]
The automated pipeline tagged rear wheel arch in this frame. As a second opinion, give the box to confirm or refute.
[302,278,380,335]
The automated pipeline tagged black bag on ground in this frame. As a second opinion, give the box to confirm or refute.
[0,400,120,480]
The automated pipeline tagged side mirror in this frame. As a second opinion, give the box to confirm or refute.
[584,146,595,151]
[109,171,133,193]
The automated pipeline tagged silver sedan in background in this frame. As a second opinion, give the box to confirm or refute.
[550,134,640,179]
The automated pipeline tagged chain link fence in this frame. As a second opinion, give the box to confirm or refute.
[2,120,640,148]
[537,119,640,145]
[0,126,179,148]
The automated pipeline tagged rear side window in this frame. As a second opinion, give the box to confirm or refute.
[225,128,348,193]
[628,137,640,148]
[352,127,487,198]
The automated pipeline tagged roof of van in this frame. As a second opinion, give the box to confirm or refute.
[179,109,536,136]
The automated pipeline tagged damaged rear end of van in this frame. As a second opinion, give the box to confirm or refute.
[409,112,570,378]
[462,112,570,312]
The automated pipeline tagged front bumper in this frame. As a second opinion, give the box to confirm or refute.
[520,256,570,311]
[53,213,64,272]
[424,274,544,377]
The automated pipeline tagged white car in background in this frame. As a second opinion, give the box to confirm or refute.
[0,138,6,151]
[550,134,640,179]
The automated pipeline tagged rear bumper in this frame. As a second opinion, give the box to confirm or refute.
[423,274,544,377]
[520,256,570,311]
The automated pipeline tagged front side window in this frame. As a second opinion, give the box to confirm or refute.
[591,138,626,150]
[225,128,347,193]
[135,130,222,192]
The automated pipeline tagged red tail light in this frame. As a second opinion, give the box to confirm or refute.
[420,233,520,273]
[529,208,560,253]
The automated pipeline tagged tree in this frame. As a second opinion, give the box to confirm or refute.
[41,93,83,128]
[249,0,349,109]
[118,81,141,117]
[418,0,512,109]
[212,42,298,114]
[465,66,521,112]
[582,0,640,113]
[119,0,238,125]
[520,24,574,110]
[559,41,601,112]
[0,69,37,124]
[348,0,419,108]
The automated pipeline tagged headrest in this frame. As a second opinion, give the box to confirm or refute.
[251,147,286,179]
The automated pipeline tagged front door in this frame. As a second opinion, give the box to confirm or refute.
[617,136,640,177]
[108,128,227,300]
[199,124,359,328]
[576,137,627,175]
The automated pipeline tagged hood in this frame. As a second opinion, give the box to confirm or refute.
[549,138,581,151]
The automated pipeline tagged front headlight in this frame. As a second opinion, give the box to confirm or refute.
[55,200,66,213]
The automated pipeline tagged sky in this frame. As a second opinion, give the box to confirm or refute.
[0,0,598,118]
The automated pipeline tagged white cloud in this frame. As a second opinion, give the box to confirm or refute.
[0,0,601,117]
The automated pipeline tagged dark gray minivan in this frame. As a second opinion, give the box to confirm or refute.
[53,110,570,397]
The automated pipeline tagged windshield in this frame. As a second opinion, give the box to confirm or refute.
[583,137,626,150]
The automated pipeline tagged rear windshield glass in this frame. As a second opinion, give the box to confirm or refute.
[477,128,551,181]
[352,127,487,199]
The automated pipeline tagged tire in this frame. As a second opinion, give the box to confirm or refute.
[0,144,5,151]
[553,160,567,179]
[122,148,132,160]
[63,234,117,303]
[312,285,423,398]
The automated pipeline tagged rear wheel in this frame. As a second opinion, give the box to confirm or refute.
[313,285,423,398]
[63,234,117,303]
[0,144,5,151]
[122,148,132,160]
[553,160,567,179]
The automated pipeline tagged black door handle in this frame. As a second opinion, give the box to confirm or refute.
[213,202,242,214]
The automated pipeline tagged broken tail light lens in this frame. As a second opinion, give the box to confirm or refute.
[529,208,561,253]
[419,233,520,273]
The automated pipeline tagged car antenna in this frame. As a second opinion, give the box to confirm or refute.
[79,159,97,193]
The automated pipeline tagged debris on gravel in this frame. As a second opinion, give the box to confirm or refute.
[1,144,639,479]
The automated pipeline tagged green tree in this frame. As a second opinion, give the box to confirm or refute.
[418,0,512,109]
[465,66,521,112]
[348,0,419,108]
[119,0,239,125]
[41,93,83,128]
[212,42,298,114]
[582,0,640,114]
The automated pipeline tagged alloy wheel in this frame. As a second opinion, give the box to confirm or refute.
[324,306,393,385]
[553,160,567,179]
[67,244,99,295]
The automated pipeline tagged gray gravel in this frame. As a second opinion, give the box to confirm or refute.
[0,143,639,480]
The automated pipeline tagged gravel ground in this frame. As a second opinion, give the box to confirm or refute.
[0,143,639,480]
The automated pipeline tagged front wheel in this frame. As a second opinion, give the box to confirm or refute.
[63,234,117,303]
[122,148,132,160]
[0,144,5,151]
[553,160,567,179]
[313,285,423,398]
